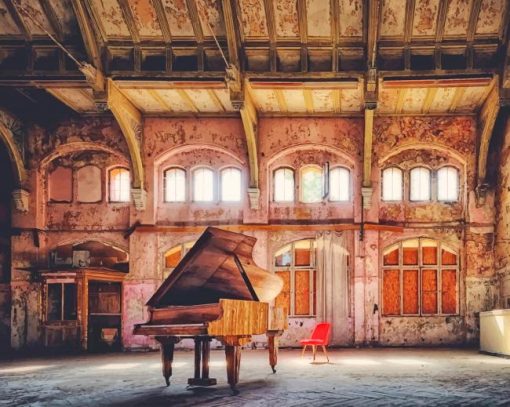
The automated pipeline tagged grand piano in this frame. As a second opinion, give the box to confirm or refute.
[134,227,287,392]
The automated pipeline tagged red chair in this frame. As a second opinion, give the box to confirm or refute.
[300,322,331,362]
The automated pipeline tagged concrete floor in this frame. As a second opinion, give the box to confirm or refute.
[1,348,510,406]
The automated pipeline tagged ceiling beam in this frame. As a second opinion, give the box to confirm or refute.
[476,78,500,205]
[39,0,63,42]
[69,4,95,49]
[107,79,146,210]
[72,0,106,108]
[152,0,172,43]
[362,0,380,208]
[263,0,277,72]
[118,0,141,43]
[240,84,260,209]
[6,1,31,41]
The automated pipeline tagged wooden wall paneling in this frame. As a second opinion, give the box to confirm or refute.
[403,269,419,314]
[421,269,438,314]
[294,269,310,315]
[383,269,400,315]
[441,269,457,314]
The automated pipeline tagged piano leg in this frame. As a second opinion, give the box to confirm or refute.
[225,344,241,395]
[156,336,178,386]
[267,330,283,373]
[188,337,217,387]
[267,333,278,373]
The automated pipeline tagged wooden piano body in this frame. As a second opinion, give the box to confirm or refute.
[134,227,286,392]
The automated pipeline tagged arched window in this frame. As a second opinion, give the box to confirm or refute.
[437,166,459,202]
[300,165,323,203]
[77,165,101,203]
[164,168,186,202]
[382,238,458,316]
[382,167,403,201]
[220,167,242,202]
[329,167,350,202]
[274,168,294,202]
[193,167,214,202]
[410,167,431,201]
[274,239,316,316]
[109,167,130,202]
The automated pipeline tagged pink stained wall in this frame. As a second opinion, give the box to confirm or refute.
[5,114,503,350]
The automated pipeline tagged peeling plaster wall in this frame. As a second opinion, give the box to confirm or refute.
[6,115,502,350]
[496,118,510,305]
[374,116,495,346]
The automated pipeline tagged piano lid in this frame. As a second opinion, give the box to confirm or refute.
[147,227,283,307]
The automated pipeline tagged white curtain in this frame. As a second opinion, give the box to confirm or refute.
[315,231,350,345]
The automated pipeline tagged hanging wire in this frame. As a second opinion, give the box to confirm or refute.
[12,0,84,69]
[205,19,229,68]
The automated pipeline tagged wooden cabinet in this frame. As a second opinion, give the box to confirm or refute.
[41,268,126,351]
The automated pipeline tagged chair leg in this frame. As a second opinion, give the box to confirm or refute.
[301,345,307,357]
[312,345,316,362]
[322,345,329,363]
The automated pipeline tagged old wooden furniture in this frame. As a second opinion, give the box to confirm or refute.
[134,227,286,392]
[41,268,126,351]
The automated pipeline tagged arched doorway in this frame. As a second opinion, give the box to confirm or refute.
[273,233,352,347]
[0,140,14,350]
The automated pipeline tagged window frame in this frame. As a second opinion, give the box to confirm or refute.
[437,165,460,203]
[220,166,243,203]
[273,239,316,317]
[163,167,187,203]
[76,164,103,204]
[409,166,432,202]
[45,281,78,322]
[108,167,131,203]
[299,165,324,204]
[328,166,351,202]
[381,166,403,202]
[381,238,459,317]
[273,167,295,203]
[192,166,216,203]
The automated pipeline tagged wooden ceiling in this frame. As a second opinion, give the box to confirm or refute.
[0,0,509,117]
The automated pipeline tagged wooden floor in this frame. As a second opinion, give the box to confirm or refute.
[1,348,510,406]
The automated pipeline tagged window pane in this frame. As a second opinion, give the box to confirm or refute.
[438,167,459,201]
[383,270,400,315]
[383,245,399,265]
[403,270,419,314]
[274,270,290,314]
[274,168,294,202]
[441,247,457,265]
[77,165,102,203]
[382,167,403,201]
[109,168,130,202]
[294,240,312,266]
[47,283,62,321]
[402,239,419,265]
[300,166,323,203]
[422,269,438,314]
[165,246,182,268]
[275,245,292,267]
[295,270,310,315]
[422,239,438,265]
[221,168,241,202]
[165,168,186,202]
[63,284,77,320]
[193,168,214,202]
[49,166,73,202]
[410,167,431,201]
[329,167,350,201]
[441,269,457,314]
